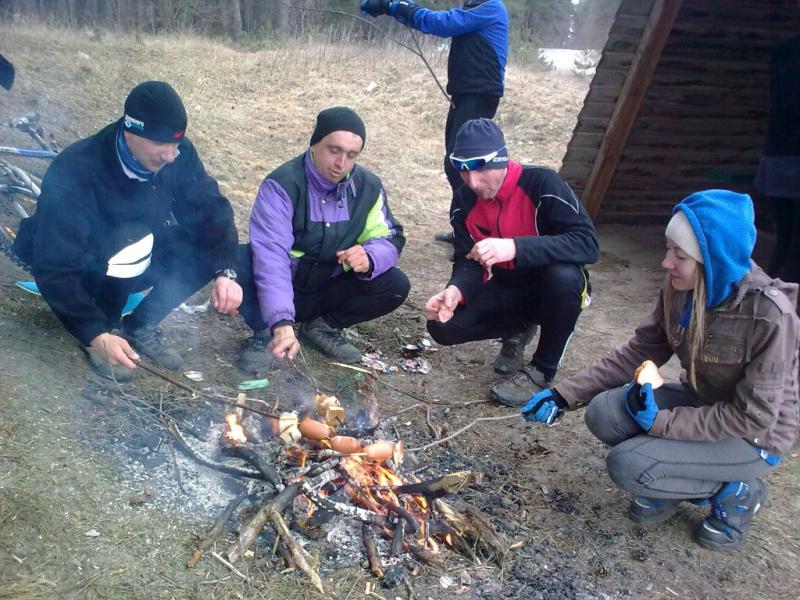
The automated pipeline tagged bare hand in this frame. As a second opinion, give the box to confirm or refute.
[89,332,139,369]
[424,285,463,323]
[269,324,300,361]
[467,238,516,269]
[336,245,370,273]
[211,276,243,316]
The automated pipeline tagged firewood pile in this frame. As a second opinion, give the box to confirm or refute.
[169,374,508,594]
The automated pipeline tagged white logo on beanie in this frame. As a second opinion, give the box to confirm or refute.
[123,114,145,132]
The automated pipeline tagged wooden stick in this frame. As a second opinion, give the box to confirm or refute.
[407,544,444,566]
[228,482,301,563]
[270,504,324,594]
[210,551,250,582]
[362,523,384,578]
[222,444,283,490]
[188,488,249,568]
[390,520,404,557]
[136,359,281,419]
[408,414,519,452]
[168,421,261,479]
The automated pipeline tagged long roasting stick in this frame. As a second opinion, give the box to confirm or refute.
[135,358,281,420]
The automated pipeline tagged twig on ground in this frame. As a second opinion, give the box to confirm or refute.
[409,413,520,452]
[168,441,189,496]
[188,486,250,568]
[210,551,251,582]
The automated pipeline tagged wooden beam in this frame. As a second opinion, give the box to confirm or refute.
[581,0,684,220]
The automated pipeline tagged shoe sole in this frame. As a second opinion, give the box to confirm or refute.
[628,500,679,525]
[488,389,528,408]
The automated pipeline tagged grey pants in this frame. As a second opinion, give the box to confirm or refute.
[584,384,774,499]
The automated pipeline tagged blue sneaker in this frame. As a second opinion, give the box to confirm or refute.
[695,479,767,551]
[629,496,679,524]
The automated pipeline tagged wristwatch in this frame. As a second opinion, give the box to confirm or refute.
[214,268,238,281]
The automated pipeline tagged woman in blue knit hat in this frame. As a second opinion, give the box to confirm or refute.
[521,189,799,551]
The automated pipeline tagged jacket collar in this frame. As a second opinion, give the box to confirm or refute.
[717,261,798,309]
[494,160,522,202]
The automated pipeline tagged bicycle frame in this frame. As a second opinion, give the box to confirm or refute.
[0,146,58,159]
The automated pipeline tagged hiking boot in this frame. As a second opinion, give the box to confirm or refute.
[299,317,362,364]
[490,364,552,407]
[694,479,768,551]
[239,329,279,375]
[433,231,455,244]
[629,496,680,524]
[122,323,183,371]
[83,346,134,383]
[493,324,538,375]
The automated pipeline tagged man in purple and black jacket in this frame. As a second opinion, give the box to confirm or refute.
[236,107,410,374]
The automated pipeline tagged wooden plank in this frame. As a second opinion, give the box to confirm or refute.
[617,0,656,18]
[581,0,685,219]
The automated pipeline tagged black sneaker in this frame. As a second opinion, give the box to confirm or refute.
[299,317,362,364]
[433,231,455,244]
[122,323,183,371]
[493,324,538,375]
[629,496,680,524]
[490,365,552,407]
[239,329,279,375]
[694,479,767,551]
[83,345,135,382]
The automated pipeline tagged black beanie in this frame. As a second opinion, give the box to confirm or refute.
[123,81,187,143]
[309,107,366,148]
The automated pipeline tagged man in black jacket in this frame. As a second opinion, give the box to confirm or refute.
[12,81,242,381]
[424,119,599,406]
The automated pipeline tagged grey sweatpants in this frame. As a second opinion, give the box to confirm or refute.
[584,384,774,499]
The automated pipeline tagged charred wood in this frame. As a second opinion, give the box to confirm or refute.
[221,444,283,490]
[168,421,261,479]
[390,520,404,557]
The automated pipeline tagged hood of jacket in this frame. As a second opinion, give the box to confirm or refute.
[673,189,756,308]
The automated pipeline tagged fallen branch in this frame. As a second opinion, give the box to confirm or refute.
[188,487,250,568]
[210,551,250,582]
[270,504,324,594]
[408,414,519,452]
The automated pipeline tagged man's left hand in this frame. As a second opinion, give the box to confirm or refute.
[211,276,243,316]
[336,245,371,273]
[467,238,516,268]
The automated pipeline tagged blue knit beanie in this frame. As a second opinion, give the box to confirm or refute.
[672,189,755,308]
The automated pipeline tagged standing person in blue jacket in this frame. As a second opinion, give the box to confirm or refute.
[360,0,509,237]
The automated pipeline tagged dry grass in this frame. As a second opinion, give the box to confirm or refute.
[1,23,588,242]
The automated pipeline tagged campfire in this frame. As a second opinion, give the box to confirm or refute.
[170,375,506,593]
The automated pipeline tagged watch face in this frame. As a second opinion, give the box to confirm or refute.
[218,269,237,280]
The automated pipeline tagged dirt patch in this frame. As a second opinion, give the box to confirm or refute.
[1,24,798,600]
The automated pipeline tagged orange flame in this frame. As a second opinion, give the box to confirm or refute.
[224,413,247,443]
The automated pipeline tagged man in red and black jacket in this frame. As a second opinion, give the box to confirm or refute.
[425,119,599,406]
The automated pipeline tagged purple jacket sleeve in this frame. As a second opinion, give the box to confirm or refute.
[249,178,296,329]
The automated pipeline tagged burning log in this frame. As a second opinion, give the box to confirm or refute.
[362,523,384,578]
[393,470,483,499]
[302,486,387,528]
[228,482,302,563]
[187,486,250,568]
[374,495,419,535]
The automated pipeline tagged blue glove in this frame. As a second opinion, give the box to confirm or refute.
[360,0,391,17]
[389,0,418,25]
[624,382,658,431]
[521,389,566,426]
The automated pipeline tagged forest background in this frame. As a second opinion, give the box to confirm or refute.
[1,0,621,62]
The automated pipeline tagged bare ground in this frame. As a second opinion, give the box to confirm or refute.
[1,24,798,600]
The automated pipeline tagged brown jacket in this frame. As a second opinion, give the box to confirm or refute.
[556,263,800,455]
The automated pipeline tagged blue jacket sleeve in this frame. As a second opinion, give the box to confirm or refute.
[402,1,504,38]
